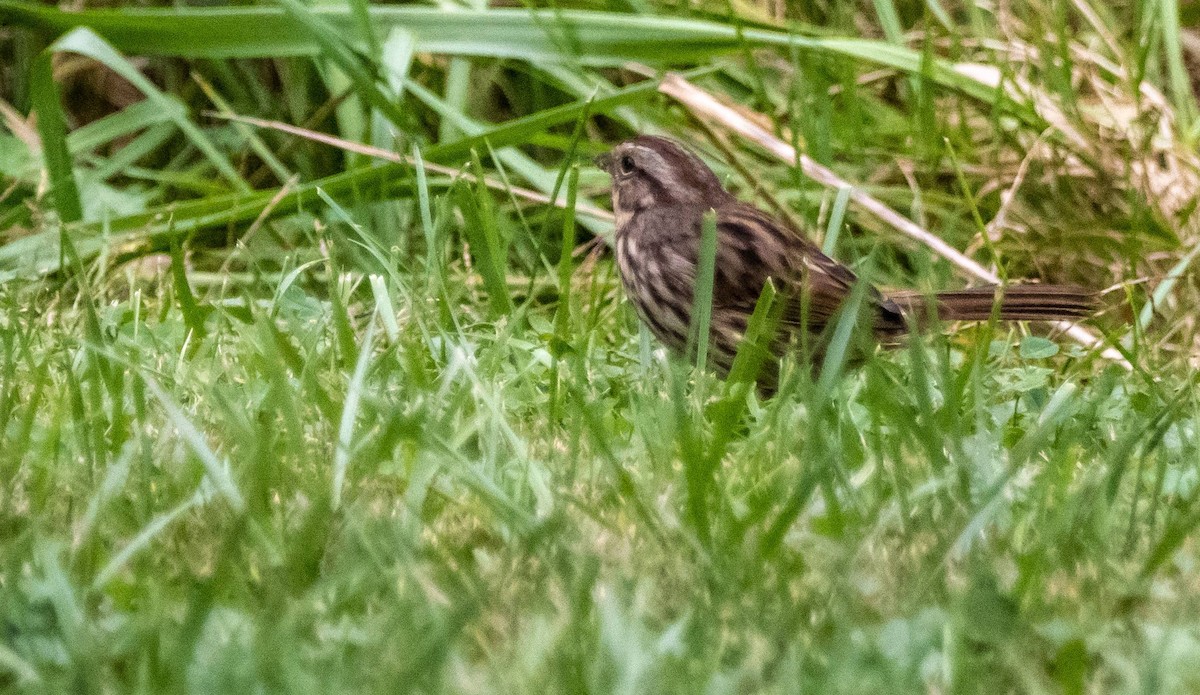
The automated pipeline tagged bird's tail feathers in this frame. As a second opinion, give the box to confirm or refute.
[887,284,1097,326]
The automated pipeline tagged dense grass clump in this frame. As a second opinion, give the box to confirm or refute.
[2,0,1200,691]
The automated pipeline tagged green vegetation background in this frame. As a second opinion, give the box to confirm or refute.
[2,0,1200,691]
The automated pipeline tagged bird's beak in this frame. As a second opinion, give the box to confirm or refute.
[593,151,612,173]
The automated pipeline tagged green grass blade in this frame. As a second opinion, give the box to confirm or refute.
[689,211,718,371]
[92,484,210,589]
[332,314,376,510]
[549,164,580,423]
[169,235,209,346]
[821,184,852,257]
[871,0,905,43]
[464,151,514,315]
[29,51,81,222]
[724,279,784,386]
[67,98,171,156]
[815,278,870,395]
[1159,0,1198,133]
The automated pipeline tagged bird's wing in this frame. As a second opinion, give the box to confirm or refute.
[713,202,869,331]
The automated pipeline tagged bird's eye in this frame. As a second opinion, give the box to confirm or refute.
[619,155,635,174]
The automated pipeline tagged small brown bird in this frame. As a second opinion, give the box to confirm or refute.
[596,135,1095,388]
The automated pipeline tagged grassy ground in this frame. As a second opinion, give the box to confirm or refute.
[2,0,1200,692]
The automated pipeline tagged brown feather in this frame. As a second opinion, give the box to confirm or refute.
[887,285,1098,325]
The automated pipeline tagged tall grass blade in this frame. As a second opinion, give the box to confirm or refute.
[332,313,376,510]
[29,52,81,222]
[821,185,852,256]
[689,210,718,371]
[550,164,580,422]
